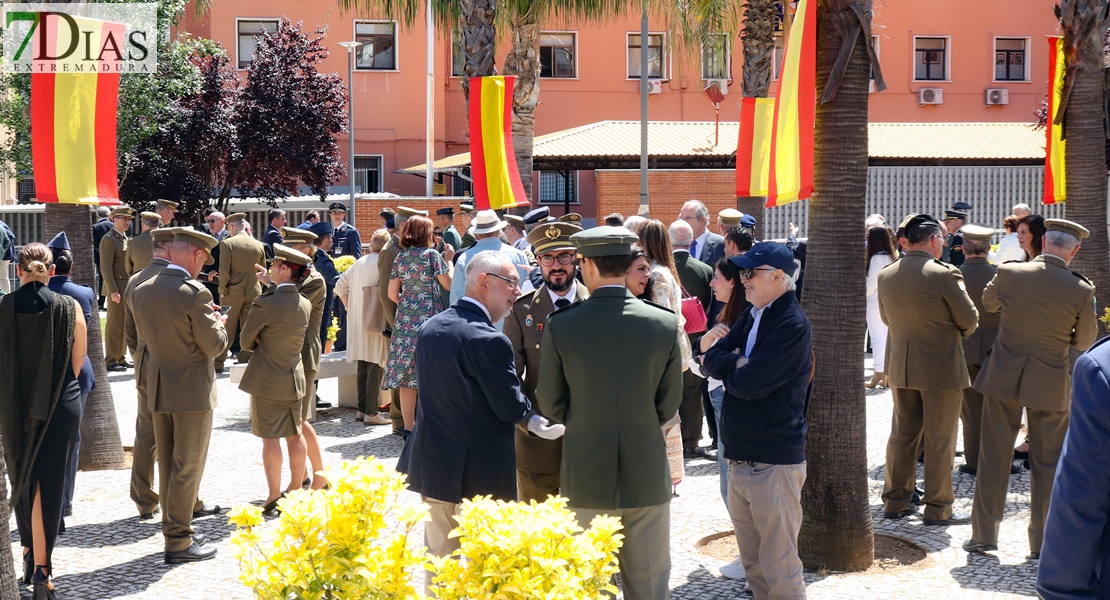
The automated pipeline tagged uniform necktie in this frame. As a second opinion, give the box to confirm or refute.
[690,239,698,260]
[555,298,571,309]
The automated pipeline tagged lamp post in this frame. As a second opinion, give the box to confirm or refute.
[339,41,362,220]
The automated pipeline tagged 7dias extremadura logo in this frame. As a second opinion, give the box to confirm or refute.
[3,3,158,73]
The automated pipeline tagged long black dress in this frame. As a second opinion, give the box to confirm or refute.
[2,282,82,571]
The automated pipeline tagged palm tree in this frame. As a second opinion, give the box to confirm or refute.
[736,0,777,236]
[502,10,540,200]
[797,0,877,572]
[1056,0,1110,337]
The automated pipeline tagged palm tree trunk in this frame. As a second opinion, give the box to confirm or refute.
[737,0,778,234]
[44,204,126,470]
[459,0,498,101]
[798,0,874,572]
[0,431,17,597]
[503,11,540,203]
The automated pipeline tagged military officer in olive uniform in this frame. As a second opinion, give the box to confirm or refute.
[941,209,967,266]
[537,226,683,600]
[878,214,979,525]
[100,206,133,371]
[217,213,266,369]
[504,221,587,502]
[130,229,228,563]
[955,225,1002,476]
[965,219,1099,559]
[154,198,179,226]
[125,212,161,276]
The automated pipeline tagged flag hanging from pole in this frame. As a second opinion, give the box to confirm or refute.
[1043,36,1066,205]
[469,76,528,211]
[30,14,122,205]
[735,0,816,207]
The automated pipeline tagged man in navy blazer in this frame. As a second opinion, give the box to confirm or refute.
[680,199,726,269]
[398,250,564,584]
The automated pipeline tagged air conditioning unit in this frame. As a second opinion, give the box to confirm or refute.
[985,88,1009,106]
[918,88,943,105]
[646,79,663,95]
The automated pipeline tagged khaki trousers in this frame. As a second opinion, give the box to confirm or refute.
[423,496,462,592]
[356,361,385,416]
[153,410,213,552]
[882,388,962,521]
[727,461,806,600]
[130,357,158,515]
[516,470,560,503]
[218,294,253,365]
[104,289,128,365]
[971,396,1069,552]
[960,363,984,471]
[572,503,671,600]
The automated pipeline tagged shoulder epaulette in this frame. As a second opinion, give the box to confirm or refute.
[643,300,676,315]
[1073,270,1093,286]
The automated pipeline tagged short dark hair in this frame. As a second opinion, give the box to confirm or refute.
[53,249,74,275]
[268,209,285,222]
[203,206,217,217]
[906,221,943,245]
[725,226,755,252]
[588,254,635,278]
[604,213,625,227]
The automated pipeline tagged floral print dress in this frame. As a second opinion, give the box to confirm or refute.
[382,247,448,389]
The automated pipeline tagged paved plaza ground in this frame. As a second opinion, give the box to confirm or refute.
[9,353,1041,599]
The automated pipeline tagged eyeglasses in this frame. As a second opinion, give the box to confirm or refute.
[484,272,520,288]
[739,267,776,280]
[205,218,221,224]
[538,253,575,266]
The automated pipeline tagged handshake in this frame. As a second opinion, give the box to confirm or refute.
[526,415,565,440]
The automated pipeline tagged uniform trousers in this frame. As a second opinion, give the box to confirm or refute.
[679,370,706,451]
[423,495,462,590]
[571,503,671,600]
[153,410,213,552]
[882,388,962,521]
[971,396,1069,552]
[727,460,806,600]
[356,360,385,416]
[104,289,127,365]
[516,471,560,503]
[218,294,253,366]
[960,363,984,471]
[130,354,159,515]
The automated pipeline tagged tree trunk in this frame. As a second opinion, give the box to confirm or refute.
[0,430,18,598]
[1060,1,1110,337]
[44,204,126,470]
[798,0,875,572]
[459,0,498,101]
[737,0,779,235]
[503,11,540,204]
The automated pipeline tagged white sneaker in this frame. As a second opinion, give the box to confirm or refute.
[719,557,747,580]
[364,412,392,425]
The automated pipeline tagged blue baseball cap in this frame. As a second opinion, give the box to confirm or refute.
[729,241,797,276]
[739,214,757,228]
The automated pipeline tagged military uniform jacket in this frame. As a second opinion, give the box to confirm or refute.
[99,227,129,295]
[218,231,265,300]
[125,230,154,276]
[441,225,462,253]
[943,232,965,266]
[974,254,1098,411]
[504,283,589,474]
[239,285,310,401]
[536,286,684,509]
[131,267,229,413]
[877,250,979,391]
[959,257,1000,365]
[377,235,402,328]
[297,271,326,373]
[124,257,170,355]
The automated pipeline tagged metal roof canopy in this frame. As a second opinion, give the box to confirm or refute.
[396,121,1046,175]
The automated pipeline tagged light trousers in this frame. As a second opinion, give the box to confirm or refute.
[727,461,807,600]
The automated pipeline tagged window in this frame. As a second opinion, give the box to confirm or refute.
[538,171,578,205]
[995,38,1026,81]
[627,33,665,79]
[914,37,948,81]
[237,19,279,69]
[355,22,396,70]
[540,32,576,78]
[701,34,730,80]
[451,30,465,77]
[772,35,785,79]
[353,156,384,193]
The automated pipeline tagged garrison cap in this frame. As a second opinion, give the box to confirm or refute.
[436,207,455,216]
[718,208,742,227]
[730,241,797,276]
[944,210,968,221]
[226,212,248,223]
[960,224,996,242]
[308,222,334,239]
[380,207,396,218]
[558,213,583,226]
[1045,218,1090,241]
[527,222,582,254]
[46,231,70,251]
[140,211,161,221]
[172,229,217,265]
[523,207,550,225]
[328,202,348,213]
[151,227,178,242]
[281,226,317,243]
[111,207,134,218]
[268,243,312,266]
[459,202,475,213]
[570,226,638,258]
[396,206,428,218]
[504,214,525,229]
[952,201,973,210]
[740,214,757,228]
[155,199,180,211]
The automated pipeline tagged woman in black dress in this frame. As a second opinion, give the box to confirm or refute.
[1,242,87,599]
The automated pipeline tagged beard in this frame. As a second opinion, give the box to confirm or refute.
[544,269,573,293]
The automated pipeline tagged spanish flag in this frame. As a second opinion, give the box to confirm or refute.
[735,0,816,207]
[1043,36,1066,205]
[469,76,528,211]
[30,15,122,205]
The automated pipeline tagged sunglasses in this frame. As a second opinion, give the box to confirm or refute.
[739,267,776,280]
[205,218,221,224]
[538,253,575,266]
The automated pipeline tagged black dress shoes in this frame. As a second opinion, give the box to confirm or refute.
[923,511,972,526]
[683,448,710,459]
[957,464,977,475]
[883,504,919,519]
[139,508,159,520]
[164,543,218,564]
[911,486,924,505]
[962,539,998,553]
[193,533,209,546]
[1027,551,1040,560]
[192,504,222,518]
[106,363,126,372]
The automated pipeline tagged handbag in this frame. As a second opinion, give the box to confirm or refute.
[362,285,385,333]
[680,285,708,334]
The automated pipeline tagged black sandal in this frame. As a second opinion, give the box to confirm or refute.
[32,566,55,600]
[262,493,285,516]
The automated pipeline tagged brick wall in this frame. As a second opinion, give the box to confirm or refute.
[595,170,739,225]
[174,1,210,40]
[353,198,468,238]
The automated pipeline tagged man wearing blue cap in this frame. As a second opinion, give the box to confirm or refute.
[309,222,340,371]
[698,241,812,599]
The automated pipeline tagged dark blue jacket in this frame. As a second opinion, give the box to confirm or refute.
[703,290,812,465]
[1,220,16,262]
[398,299,533,503]
[1037,336,1110,600]
[331,222,363,259]
[314,249,340,344]
[48,275,96,394]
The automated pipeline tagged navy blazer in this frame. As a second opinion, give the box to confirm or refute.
[699,232,726,272]
[398,299,533,503]
[48,275,96,394]
[314,249,340,344]
[1037,337,1110,600]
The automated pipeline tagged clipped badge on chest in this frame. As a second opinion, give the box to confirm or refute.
[525,315,533,327]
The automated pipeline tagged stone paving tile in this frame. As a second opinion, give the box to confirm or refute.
[9,355,1039,598]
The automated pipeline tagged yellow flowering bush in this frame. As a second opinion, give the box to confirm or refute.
[428,495,624,600]
[334,255,357,273]
[229,457,430,600]
[1100,306,1110,329]
[326,316,340,342]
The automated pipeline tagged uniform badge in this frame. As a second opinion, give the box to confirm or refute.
[525,315,533,327]
[545,227,561,240]
[537,323,544,332]
[957,280,966,292]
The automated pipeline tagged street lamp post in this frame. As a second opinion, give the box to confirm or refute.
[339,41,362,220]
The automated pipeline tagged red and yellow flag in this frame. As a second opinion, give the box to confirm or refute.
[30,15,122,205]
[735,0,816,207]
[469,76,528,211]
[1043,36,1066,205]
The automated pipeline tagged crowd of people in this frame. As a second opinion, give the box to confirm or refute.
[2,195,1108,599]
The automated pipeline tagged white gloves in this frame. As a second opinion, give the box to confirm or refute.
[527,415,566,440]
